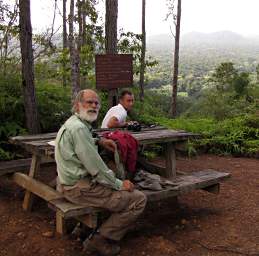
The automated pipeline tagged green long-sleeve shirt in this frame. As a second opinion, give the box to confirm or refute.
[55,114,123,190]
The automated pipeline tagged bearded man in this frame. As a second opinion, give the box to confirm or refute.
[55,89,146,256]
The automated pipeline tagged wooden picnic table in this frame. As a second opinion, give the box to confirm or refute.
[9,127,230,235]
[10,126,196,179]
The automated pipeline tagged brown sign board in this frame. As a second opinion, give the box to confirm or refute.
[95,54,133,89]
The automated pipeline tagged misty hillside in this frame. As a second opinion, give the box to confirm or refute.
[145,31,259,89]
[147,31,259,52]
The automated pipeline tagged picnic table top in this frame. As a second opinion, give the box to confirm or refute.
[10,127,198,157]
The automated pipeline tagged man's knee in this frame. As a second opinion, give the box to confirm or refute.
[130,189,147,212]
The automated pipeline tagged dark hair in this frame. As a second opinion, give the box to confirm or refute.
[119,90,133,100]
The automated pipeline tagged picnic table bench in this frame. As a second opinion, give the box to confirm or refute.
[9,127,230,235]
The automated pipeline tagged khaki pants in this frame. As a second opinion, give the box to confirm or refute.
[61,179,147,241]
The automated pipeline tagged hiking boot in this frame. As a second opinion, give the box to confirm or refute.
[83,233,120,256]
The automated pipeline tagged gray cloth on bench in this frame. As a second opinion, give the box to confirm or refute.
[133,170,179,191]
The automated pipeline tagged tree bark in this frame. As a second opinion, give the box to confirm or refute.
[139,0,146,102]
[105,0,118,107]
[171,0,181,118]
[62,0,68,87]
[77,0,83,50]
[82,0,87,46]
[69,0,80,100]
[19,0,40,134]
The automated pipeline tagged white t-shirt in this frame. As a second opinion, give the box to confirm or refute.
[101,103,127,128]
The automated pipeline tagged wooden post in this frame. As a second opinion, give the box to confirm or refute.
[165,142,176,178]
[23,154,41,211]
[56,210,66,235]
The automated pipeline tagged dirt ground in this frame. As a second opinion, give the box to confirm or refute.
[0,154,258,256]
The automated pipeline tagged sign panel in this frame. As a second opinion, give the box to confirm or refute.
[95,54,133,89]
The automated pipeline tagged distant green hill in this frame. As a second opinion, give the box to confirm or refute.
[145,31,259,89]
[147,31,259,51]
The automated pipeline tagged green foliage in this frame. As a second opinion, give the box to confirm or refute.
[0,72,24,125]
[210,62,237,91]
[0,147,12,160]
[0,72,27,160]
[118,31,158,75]
[232,72,250,96]
[0,76,73,159]
[36,82,72,132]
[129,86,259,157]
[148,115,259,157]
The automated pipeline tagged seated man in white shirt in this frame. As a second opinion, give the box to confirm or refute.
[101,90,134,129]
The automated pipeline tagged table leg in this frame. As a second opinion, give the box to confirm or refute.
[23,154,41,211]
[165,142,176,178]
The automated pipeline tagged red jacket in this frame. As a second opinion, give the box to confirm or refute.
[102,130,138,173]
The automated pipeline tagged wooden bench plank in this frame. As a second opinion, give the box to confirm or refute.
[0,158,31,176]
[48,198,96,218]
[12,169,230,235]
[0,158,56,177]
[12,172,63,202]
[143,170,230,202]
[12,172,97,234]
[12,172,96,218]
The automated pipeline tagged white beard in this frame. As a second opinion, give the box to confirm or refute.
[78,106,98,123]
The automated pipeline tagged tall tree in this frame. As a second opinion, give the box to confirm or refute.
[168,0,181,118]
[62,0,68,87]
[80,0,99,87]
[77,0,86,87]
[139,0,146,101]
[81,0,87,86]
[68,0,80,99]
[105,0,118,107]
[0,0,19,74]
[19,0,40,134]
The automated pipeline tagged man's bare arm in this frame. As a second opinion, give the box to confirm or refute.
[107,116,127,128]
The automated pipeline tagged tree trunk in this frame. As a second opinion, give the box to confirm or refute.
[82,0,87,46]
[139,0,146,102]
[171,0,181,118]
[105,0,118,107]
[77,0,86,87]
[19,0,40,134]
[62,0,68,87]
[77,0,83,50]
[81,0,87,87]
[69,0,80,100]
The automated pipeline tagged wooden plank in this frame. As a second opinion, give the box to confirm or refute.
[143,170,230,202]
[0,158,55,176]
[0,158,31,176]
[10,129,197,146]
[12,172,64,202]
[165,142,176,178]
[48,198,95,218]
[10,132,57,144]
[133,134,196,145]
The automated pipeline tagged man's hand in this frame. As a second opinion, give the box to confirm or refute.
[98,137,116,152]
[121,180,134,192]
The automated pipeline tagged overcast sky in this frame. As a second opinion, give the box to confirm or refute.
[30,0,259,36]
